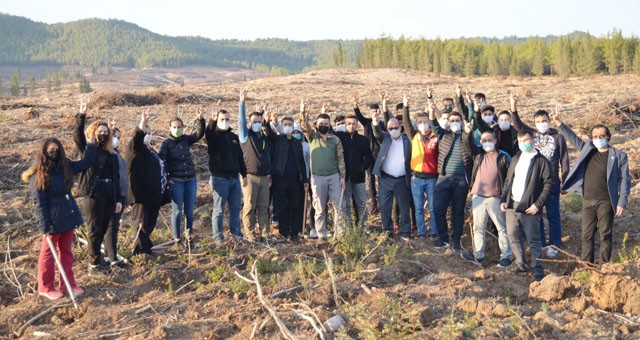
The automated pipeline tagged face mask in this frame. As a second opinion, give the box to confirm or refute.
[317,125,330,135]
[335,125,346,133]
[251,122,263,133]
[282,126,293,135]
[443,105,453,113]
[519,142,533,153]
[417,123,430,135]
[171,127,184,138]
[389,129,401,139]
[439,118,449,129]
[536,122,550,134]
[217,121,230,130]
[46,150,59,162]
[292,133,302,141]
[478,101,486,109]
[482,115,494,124]
[112,137,120,148]
[143,134,153,145]
[499,122,511,131]
[449,122,461,133]
[482,142,495,152]
[97,134,109,144]
[593,138,608,149]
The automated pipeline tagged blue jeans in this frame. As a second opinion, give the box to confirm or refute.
[411,176,437,236]
[539,181,562,248]
[170,177,197,240]
[434,176,469,245]
[210,176,243,240]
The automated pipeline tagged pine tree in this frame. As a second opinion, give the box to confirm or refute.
[332,42,345,68]
[604,29,624,74]
[633,42,640,75]
[531,41,545,76]
[79,76,92,93]
[10,74,20,96]
[552,37,572,77]
[573,34,599,76]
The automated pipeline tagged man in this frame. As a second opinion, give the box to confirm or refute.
[206,104,247,243]
[511,94,569,258]
[353,97,384,214]
[238,89,272,240]
[372,111,412,238]
[501,130,553,281]
[428,102,476,251]
[335,115,373,229]
[552,111,630,264]
[300,100,346,239]
[401,94,439,239]
[461,131,512,267]
[475,108,518,157]
[266,116,309,242]
[334,114,347,133]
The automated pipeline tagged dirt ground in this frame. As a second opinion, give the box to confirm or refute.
[1,68,640,339]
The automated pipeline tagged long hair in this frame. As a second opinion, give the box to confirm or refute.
[85,120,114,153]
[21,138,74,191]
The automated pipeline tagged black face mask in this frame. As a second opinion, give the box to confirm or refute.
[317,125,330,135]
[46,151,59,162]
[443,106,453,113]
[97,134,109,144]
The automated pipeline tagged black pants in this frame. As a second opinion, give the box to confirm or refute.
[367,167,378,207]
[107,210,123,260]
[582,199,614,263]
[393,194,417,227]
[84,181,117,265]
[274,176,304,239]
[378,174,411,236]
[133,202,161,254]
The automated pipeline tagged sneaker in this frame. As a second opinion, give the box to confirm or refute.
[546,247,559,258]
[400,236,411,242]
[318,231,332,240]
[497,258,512,268]
[309,229,318,239]
[511,263,528,274]
[62,286,85,297]
[534,272,545,281]
[431,239,449,249]
[39,290,63,300]
[461,252,483,265]
[451,243,462,252]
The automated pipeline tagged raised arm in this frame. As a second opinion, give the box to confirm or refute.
[187,106,206,145]
[68,142,97,173]
[551,108,586,150]
[427,101,444,138]
[299,99,315,141]
[509,94,533,132]
[371,109,385,143]
[238,88,250,144]
[353,97,372,126]
[401,93,417,139]
[73,98,90,152]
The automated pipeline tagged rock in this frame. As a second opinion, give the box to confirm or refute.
[324,314,346,332]
[529,274,571,302]
[472,269,493,281]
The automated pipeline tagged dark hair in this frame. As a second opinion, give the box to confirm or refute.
[25,138,73,191]
[416,112,429,119]
[591,124,612,141]
[335,115,346,123]
[474,93,486,101]
[442,98,454,104]
[481,130,497,140]
[533,110,549,119]
[369,103,380,110]
[170,117,184,127]
[497,110,511,118]
[317,113,331,121]
[517,130,533,139]
[281,117,294,124]
[396,103,404,110]
[345,114,358,122]
[448,112,463,120]
[218,109,229,115]
[482,105,495,114]
[113,127,121,134]
[249,111,263,119]
[395,114,403,121]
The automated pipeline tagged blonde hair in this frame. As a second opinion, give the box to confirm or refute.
[85,120,114,153]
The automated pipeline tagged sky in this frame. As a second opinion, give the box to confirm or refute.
[1,0,638,41]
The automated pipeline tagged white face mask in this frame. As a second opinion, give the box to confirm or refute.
[282,125,293,135]
[112,137,120,148]
[389,129,401,139]
[335,125,346,133]
[482,115,494,124]
[218,121,230,130]
[417,123,430,135]
[449,122,462,133]
[499,122,511,131]
[251,122,263,133]
[439,118,449,130]
[482,142,495,152]
[536,122,550,134]
[143,133,152,145]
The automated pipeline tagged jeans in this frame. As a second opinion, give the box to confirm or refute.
[210,176,243,240]
[378,174,411,236]
[471,195,511,260]
[343,180,368,229]
[539,181,562,248]
[170,177,197,240]
[411,176,437,236]
[434,176,469,245]
[581,199,614,263]
[507,208,544,276]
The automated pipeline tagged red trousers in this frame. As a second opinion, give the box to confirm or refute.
[37,230,77,293]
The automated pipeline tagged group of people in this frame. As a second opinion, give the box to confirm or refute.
[23,84,631,301]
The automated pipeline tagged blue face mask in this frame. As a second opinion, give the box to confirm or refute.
[592,138,608,149]
[292,133,302,141]
[519,142,533,153]
[251,122,263,133]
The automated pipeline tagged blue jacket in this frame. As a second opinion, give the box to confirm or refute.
[559,123,631,210]
[372,122,412,187]
[34,144,97,234]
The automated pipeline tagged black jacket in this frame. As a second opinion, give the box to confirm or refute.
[470,151,511,193]
[265,127,308,183]
[126,128,168,206]
[473,110,519,157]
[335,131,373,184]
[354,107,384,157]
[158,118,205,180]
[73,113,124,203]
[34,144,96,234]
[205,119,247,178]
[501,151,553,214]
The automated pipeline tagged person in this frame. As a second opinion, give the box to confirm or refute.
[300,100,346,239]
[292,123,313,234]
[22,137,96,300]
[372,107,412,238]
[501,130,553,281]
[401,94,439,239]
[73,99,125,274]
[551,110,631,264]
[107,122,130,266]
[511,94,569,258]
[206,105,247,243]
[238,89,273,240]
[461,131,512,267]
[334,114,347,133]
[265,115,309,242]
[474,108,518,157]
[335,114,373,229]
[158,109,205,245]
[428,103,477,251]
[353,96,384,214]
[126,109,169,256]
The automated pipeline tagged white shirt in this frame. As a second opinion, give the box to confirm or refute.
[511,149,538,202]
[381,137,406,177]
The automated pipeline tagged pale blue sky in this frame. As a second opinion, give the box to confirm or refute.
[1,0,638,40]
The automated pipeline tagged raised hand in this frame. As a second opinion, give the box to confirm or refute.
[108,117,117,131]
[426,84,434,99]
[239,88,248,102]
[139,108,150,130]
[464,87,472,103]
[550,104,562,126]
[403,92,409,108]
[455,84,462,98]
[196,106,204,120]
[464,121,473,134]
[79,97,90,114]
[425,101,435,114]
[300,99,306,113]
[353,96,359,109]
[321,102,328,114]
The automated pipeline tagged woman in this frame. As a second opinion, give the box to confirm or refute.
[22,138,96,300]
[73,100,125,274]
[107,124,130,266]
[126,109,169,256]
[158,108,205,245]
